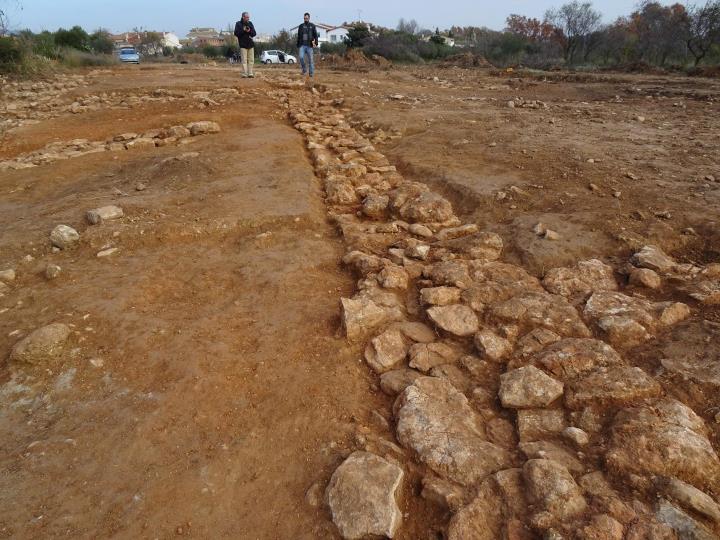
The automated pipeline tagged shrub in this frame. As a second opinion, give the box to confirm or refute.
[58,48,118,67]
[321,42,347,55]
[54,26,90,51]
[202,45,220,58]
[0,36,22,64]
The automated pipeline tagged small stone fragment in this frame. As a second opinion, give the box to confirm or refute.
[9,323,72,366]
[326,451,404,540]
[420,287,462,306]
[632,245,677,274]
[45,264,62,279]
[563,427,590,446]
[499,366,564,409]
[186,121,221,135]
[517,409,567,442]
[408,341,461,372]
[378,265,409,290]
[427,304,479,337]
[630,268,662,289]
[523,459,587,521]
[380,368,424,395]
[97,248,118,258]
[50,225,80,249]
[474,329,512,362]
[364,329,408,374]
[86,205,123,225]
[341,296,403,342]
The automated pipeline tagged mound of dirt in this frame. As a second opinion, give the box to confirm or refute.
[322,49,391,69]
[441,52,492,68]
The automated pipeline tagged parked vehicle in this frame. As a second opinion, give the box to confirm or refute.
[118,47,140,64]
[260,50,296,64]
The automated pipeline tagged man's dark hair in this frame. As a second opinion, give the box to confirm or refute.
[304,12,310,17]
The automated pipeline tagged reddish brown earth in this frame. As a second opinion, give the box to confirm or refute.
[1,63,719,539]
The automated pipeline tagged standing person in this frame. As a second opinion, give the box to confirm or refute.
[296,12,319,79]
[234,12,257,78]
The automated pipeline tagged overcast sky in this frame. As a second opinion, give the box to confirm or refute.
[5,0,661,37]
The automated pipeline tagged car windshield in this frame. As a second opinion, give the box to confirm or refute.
[120,48,136,54]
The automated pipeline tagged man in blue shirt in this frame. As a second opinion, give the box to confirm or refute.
[296,13,319,79]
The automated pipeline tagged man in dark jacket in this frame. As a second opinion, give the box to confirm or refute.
[234,12,257,78]
[296,12,319,78]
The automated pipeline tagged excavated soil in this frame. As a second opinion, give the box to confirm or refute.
[1,63,719,539]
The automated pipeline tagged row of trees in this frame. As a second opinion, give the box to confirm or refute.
[463,0,720,67]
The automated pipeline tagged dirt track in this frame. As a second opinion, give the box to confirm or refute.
[1,63,719,539]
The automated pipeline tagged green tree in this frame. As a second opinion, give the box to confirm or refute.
[346,23,371,47]
[89,29,114,54]
[687,0,720,65]
[54,25,90,50]
[545,1,602,63]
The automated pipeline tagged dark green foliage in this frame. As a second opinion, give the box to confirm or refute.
[54,26,89,51]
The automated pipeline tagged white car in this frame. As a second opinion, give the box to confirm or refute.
[260,50,297,64]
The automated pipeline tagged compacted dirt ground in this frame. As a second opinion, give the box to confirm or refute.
[1,63,719,539]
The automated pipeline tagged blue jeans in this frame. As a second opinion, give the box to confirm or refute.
[299,45,314,76]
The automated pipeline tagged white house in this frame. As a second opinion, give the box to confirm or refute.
[291,23,352,45]
[323,25,351,44]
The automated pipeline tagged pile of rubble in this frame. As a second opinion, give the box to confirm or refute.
[269,79,720,539]
[0,121,221,170]
[0,76,241,133]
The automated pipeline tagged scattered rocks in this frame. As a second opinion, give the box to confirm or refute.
[530,338,623,381]
[50,225,80,249]
[491,292,591,338]
[585,291,690,348]
[326,451,404,540]
[499,366,564,409]
[9,323,72,366]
